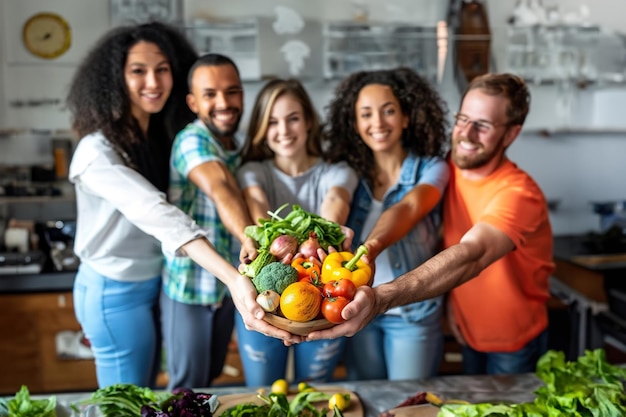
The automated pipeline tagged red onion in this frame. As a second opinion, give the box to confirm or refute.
[269,235,298,260]
[298,231,321,260]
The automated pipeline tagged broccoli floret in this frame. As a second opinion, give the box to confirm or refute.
[251,262,298,294]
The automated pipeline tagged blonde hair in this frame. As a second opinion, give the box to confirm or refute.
[241,78,322,163]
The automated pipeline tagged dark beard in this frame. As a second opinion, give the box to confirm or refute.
[201,113,241,141]
[451,135,504,170]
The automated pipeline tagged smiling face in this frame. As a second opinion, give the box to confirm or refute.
[451,88,520,178]
[264,93,310,159]
[354,83,408,154]
[124,41,173,129]
[186,63,243,141]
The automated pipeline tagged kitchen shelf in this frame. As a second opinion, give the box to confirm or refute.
[322,22,439,82]
[523,128,626,136]
[183,19,261,81]
[505,24,626,85]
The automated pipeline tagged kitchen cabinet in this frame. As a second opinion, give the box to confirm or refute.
[0,291,97,395]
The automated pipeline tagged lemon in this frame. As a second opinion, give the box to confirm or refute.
[298,381,315,392]
[271,378,289,395]
[329,393,351,411]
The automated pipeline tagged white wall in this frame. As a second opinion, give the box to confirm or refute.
[0,0,625,236]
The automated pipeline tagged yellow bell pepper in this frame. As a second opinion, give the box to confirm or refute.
[321,245,371,287]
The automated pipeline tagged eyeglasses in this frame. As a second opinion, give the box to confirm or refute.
[453,113,508,134]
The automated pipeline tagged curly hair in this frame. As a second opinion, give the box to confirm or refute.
[241,78,322,163]
[66,21,198,168]
[323,67,449,188]
[464,73,530,126]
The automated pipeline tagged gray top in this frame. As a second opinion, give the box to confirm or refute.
[236,159,358,215]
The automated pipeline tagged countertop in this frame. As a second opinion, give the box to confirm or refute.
[48,373,543,417]
[553,234,626,271]
[0,270,75,294]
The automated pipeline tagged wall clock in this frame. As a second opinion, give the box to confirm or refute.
[22,12,72,59]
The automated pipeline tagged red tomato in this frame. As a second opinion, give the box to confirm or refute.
[321,296,350,324]
[323,279,357,300]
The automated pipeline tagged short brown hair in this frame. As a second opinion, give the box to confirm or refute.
[463,73,530,126]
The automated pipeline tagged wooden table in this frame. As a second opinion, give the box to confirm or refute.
[47,373,544,417]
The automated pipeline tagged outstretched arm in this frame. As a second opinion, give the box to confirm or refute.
[241,185,271,226]
[363,183,441,260]
[307,222,515,340]
[188,161,258,262]
[320,185,354,250]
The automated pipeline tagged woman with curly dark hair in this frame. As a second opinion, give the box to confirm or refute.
[66,22,271,387]
[323,67,450,381]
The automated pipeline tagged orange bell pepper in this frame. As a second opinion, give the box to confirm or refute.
[291,257,321,283]
[321,245,371,287]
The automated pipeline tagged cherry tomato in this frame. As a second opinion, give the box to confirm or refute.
[323,279,357,300]
[321,296,350,324]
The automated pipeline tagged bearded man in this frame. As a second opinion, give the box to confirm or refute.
[161,53,257,390]
[443,73,554,374]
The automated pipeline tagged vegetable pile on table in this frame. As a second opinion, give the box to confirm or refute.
[220,380,351,417]
[74,384,218,417]
[437,349,626,417]
[241,204,371,325]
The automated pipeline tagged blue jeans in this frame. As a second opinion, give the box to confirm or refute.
[462,329,549,375]
[235,312,345,386]
[344,312,443,381]
[73,263,161,387]
[160,292,234,390]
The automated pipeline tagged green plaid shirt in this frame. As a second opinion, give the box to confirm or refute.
[163,120,241,305]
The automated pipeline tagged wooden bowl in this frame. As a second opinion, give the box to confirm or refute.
[263,313,335,336]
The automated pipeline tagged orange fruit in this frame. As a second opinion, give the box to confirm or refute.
[279,282,322,322]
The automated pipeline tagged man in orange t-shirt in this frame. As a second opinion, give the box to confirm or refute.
[443,74,553,374]
[308,73,554,376]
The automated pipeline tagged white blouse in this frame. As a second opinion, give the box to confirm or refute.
[69,132,204,281]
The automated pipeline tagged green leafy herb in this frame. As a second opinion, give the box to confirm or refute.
[219,391,338,417]
[76,383,167,416]
[438,349,626,417]
[2,386,56,417]
[245,204,345,251]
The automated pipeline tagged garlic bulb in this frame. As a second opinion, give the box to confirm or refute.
[256,290,280,313]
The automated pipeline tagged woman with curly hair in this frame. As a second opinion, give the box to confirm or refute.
[235,78,358,386]
[66,22,270,387]
[324,67,450,380]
